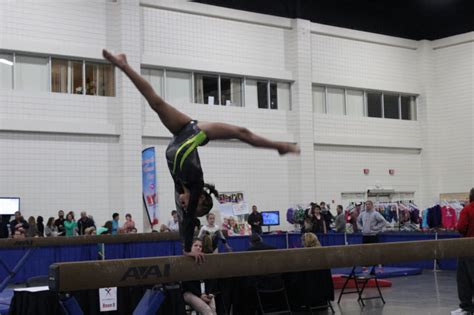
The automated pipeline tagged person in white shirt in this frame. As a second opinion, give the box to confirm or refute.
[198,213,232,252]
[167,210,179,232]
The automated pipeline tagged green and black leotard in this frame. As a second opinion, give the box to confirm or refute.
[166,120,209,253]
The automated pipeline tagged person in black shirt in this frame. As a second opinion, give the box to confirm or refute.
[247,205,263,235]
[103,49,300,263]
[0,215,10,239]
[54,210,66,236]
[9,211,29,236]
[310,204,327,234]
[77,211,95,235]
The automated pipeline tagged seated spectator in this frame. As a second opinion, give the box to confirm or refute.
[120,213,136,233]
[10,211,29,237]
[12,229,26,239]
[26,216,38,238]
[198,213,232,252]
[182,238,217,315]
[45,217,59,237]
[221,217,230,232]
[247,233,276,251]
[167,210,179,232]
[84,227,96,235]
[64,213,77,237]
[36,216,44,237]
[284,232,334,311]
[97,221,113,235]
[160,224,171,233]
[77,211,95,235]
[227,217,239,236]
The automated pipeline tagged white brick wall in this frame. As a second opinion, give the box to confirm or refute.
[0,0,472,232]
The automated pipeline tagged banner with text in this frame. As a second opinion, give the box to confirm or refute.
[142,147,159,227]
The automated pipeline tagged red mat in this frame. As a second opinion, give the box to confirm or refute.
[332,274,392,289]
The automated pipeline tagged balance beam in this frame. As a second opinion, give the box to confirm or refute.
[49,238,471,292]
[0,232,180,249]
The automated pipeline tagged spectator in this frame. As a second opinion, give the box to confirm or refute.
[167,210,179,232]
[247,205,263,235]
[9,211,29,237]
[228,217,239,235]
[182,238,217,315]
[357,200,387,244]
[247,233,276,251]
[45,217,59,237]
[77,211,95,235]
[221,217,230,232]
[120,213,136,233]
[97,221,113,235]
[335,205,346,233]
[350,203,362,233]
[310,204,327,234]
[160,224,171,233]
[85,227,96,235]
[36,216,44,237]
[301,208,313,234]
[12,229,26,239]
[64,213,77,237]
[54,210,66,236]
[456,188,474,313]
[198,213,232,252]
[302,232,321,247]
[0,215,9,239]
[26,216,38,238]
[112,213,119,235]
[320,202,334,231]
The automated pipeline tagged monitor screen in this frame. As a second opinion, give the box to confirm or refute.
[261,211,280,226]
[0,197,20,215]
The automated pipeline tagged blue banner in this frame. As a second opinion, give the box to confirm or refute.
[142,147,158,227]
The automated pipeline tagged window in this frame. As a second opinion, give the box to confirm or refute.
[71,61,83,94]
[401,96,416,120]
[194,74,218,105]
[312,86,325,113]
[97,64,115,96]
[51,59,68,93]
[367,92,382,118]
[166,71,191,104]
[257,81,268,109]
[0,53,13,90]
[15,55,49,92]
[326,88,345,115]
[220,77,242,106]
[383,94,399,119]
[346,90,364,117]
[141,68,163,96]
[277,82,291,110]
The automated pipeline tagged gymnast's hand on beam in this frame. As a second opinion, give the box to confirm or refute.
[184,250,206,264]
[102,49,128,69]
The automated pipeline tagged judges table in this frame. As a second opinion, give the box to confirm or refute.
[0,232,460,284]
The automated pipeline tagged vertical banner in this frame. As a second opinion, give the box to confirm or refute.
[142,147,159,227]
[99,287,117,312]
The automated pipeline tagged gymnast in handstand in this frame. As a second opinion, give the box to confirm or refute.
[103,49,300,263]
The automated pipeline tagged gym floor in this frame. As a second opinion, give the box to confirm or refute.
[326,270,459,315]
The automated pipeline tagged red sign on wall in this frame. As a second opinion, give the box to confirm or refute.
[363,169,369,175]
[389,169,395,175]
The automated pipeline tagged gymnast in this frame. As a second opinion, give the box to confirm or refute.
[103,49,300,263]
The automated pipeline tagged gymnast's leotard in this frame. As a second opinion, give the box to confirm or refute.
[166,120,209,252]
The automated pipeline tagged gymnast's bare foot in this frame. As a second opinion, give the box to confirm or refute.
[278,142,301,155]
[102,49,128,69]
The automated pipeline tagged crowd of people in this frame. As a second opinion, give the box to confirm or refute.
[1,210,138,239]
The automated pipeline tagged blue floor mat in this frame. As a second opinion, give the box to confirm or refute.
[0,288,14,315]
[332,266,422,278]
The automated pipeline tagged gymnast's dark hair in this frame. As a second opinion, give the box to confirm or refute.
[201,183,219,215]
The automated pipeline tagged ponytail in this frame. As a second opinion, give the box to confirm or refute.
[201,183,218,215]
